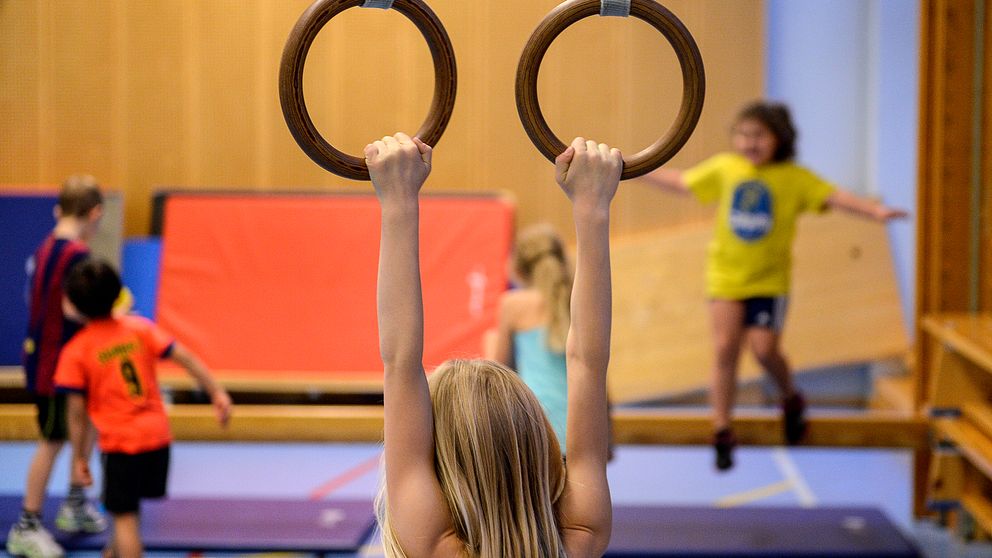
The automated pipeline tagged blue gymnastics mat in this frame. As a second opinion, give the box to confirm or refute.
[606,505,920,557]
[0,496,375,553]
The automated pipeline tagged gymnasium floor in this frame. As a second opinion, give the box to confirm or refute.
[2,436,990,557]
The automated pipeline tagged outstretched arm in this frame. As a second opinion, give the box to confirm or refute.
[825,189,908,222]
[170,342,231,427]
[555,138,621,557]
[367,133,451,556]
[639,167,691,195]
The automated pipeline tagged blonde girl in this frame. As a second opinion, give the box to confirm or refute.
[366,133,620,557]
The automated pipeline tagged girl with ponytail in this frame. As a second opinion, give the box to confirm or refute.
[488,223,573,448]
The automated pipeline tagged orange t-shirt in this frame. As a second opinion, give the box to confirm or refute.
[54,315,174,454]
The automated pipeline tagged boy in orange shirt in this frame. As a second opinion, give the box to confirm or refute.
[54,260,231,558]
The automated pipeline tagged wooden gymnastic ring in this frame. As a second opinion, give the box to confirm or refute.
[280,0,457,181]
[515,0,705,180]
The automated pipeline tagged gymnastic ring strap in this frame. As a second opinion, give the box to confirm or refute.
[515,0,705,180]
[280,0,457,181]
[600,0,631,17]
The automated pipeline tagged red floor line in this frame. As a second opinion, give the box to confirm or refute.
[308,453,383,501]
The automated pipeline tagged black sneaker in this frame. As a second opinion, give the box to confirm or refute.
[783,392,808,445]
[713,428,737,471]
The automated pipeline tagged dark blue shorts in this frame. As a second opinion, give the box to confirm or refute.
[33,393,67,441]
[742,296,789,332]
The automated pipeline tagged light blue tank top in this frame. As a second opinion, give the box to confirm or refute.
[514,328,568,449]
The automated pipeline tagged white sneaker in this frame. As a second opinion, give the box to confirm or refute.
[54,500,108,533]
[6,523,65,558]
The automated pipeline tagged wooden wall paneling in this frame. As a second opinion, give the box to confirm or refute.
[405,0,471,194]
[265,1,323,190]
[252,2,276,187]
[50,3,120,183]
[35,2,55,183]
[120,3,188,234]
[196,2,258,189]
[1,1,764,237]
[498,0,578,238]
[0,2,41,182]
[180,0,204,190]
[112,3,130,191]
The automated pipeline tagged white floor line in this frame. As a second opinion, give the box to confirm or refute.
[772,447,818,507]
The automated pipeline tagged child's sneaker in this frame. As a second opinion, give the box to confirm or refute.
[6,523,65,558]
[54,500,107,534]
[783,392,808,445]
[713,428,737,471]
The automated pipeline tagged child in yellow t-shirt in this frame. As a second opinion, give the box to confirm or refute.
[640,101,906,471]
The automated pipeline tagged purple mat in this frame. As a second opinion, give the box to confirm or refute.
[0,496,375,552]
[607,505,920,557]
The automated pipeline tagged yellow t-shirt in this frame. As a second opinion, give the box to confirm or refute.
[684,153,836,299]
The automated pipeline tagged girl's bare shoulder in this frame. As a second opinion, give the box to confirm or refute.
[501,287,543,307]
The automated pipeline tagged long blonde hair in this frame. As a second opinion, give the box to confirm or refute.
[376,359,567,557]
[512,224,572,352]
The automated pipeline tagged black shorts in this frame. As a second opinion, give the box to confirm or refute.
[102,445,170,514]
[742,296,789,332]
[33,393,68,441]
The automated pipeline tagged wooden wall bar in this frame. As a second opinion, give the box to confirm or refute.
[982,2,992,313]
[915,0,983,409]
[0,0,763,238]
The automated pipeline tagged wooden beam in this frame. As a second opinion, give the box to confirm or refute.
[613,409,927,449]
[916,0,980,410]
[0,404,926,448]
[0,366,385,396]
[983,1,992,313]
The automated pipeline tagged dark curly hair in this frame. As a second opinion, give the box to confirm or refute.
[735,101,797,162]
[65,259,121,319]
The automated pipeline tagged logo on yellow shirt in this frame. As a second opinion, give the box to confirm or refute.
[730,180,773,241]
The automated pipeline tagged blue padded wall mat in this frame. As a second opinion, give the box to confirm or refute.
[0,195,58,365]
[122,237,163,320]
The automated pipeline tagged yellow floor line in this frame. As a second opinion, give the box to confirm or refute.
[715,480,794,508]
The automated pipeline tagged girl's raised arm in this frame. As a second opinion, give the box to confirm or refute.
[367,133,452,557]
[555,137,621,557]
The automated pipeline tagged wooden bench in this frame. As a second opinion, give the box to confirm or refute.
[0,403,925,447]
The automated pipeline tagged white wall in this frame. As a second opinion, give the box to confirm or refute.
[766,0,919,334]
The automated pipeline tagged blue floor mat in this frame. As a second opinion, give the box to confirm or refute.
[0,496,375,553]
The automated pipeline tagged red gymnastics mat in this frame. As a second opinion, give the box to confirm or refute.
[156,193,513,380]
